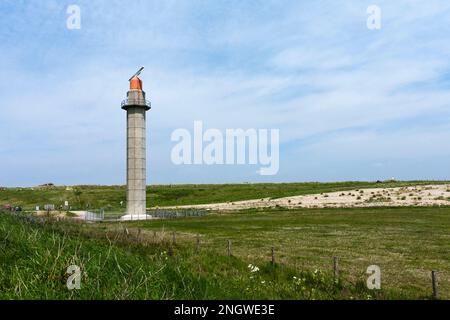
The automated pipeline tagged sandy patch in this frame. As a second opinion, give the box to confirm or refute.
[154,184,450,211]
[35,210,88,220]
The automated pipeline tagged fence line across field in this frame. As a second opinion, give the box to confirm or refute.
[156,229,445,300]
[95,209,208,221]
[85,210,104,222]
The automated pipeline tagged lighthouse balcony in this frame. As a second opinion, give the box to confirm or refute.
[121,99,151,110]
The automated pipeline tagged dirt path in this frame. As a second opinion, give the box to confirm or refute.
[153,184,450,211]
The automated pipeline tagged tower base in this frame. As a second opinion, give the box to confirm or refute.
[120,214,152,221]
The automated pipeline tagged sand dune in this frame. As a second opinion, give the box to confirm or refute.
[156,184,450,211]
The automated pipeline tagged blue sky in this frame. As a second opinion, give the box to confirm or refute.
[1,0,450,186]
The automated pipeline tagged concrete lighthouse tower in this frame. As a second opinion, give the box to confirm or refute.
[121,67,151,220]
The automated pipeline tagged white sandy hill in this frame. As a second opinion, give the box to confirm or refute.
[155,184,450,211]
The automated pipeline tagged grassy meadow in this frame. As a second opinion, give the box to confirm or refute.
[0,211,377,300]
[1,182,449,299]
[128,206,450,299]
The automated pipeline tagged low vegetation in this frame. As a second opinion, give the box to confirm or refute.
[1,211,380,300]
[1,181,448,211]
[127,206,450,299]
[1,181,449,300]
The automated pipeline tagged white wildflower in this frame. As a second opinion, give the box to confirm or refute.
[247,264,260,273]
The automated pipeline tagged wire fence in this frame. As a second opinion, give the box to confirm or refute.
[149,209,208,219]
[85,210,104,222]
[108,227,446,300]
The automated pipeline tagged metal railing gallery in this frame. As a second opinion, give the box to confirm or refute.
[121,99,151,108]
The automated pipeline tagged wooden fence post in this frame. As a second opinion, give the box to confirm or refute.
[333,256,339,281]
[227,240,232,257]
[196,234,200,253]
[432,271,439,300]
[271,247,275,266]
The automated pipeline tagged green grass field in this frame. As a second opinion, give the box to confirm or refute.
[127,206,450,299]
[0,211,377,300]
[1,182,449,299]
